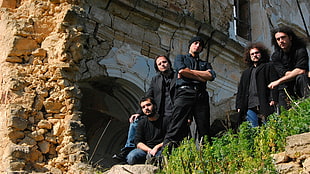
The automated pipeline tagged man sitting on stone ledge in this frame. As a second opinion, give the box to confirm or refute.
[112,55,177,162]
[126,97,170,165]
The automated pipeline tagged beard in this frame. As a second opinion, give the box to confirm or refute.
[146,111,156,117]
[145,110,155,117]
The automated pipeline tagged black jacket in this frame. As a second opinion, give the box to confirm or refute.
[236,62,279,117]
[271,47,309,77]
[137,71,177,115]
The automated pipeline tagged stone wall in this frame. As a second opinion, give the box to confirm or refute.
[0,0,245,172]
[0,0,91,173]
[0,0,308,173]
[272,132,310,173]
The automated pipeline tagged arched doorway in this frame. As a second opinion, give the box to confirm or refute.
[78,44,156,167]
[79,76,144,168]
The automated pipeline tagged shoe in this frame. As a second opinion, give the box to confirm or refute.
[112,153,126,161]
[112,147,135,162]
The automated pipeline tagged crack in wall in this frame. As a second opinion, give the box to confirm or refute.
[144,58,151,93]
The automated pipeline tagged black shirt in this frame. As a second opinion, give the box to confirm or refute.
[248,66,259,108]
[134,116,170,148]
[174,53,215,88]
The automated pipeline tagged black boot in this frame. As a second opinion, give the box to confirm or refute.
[112,147,135,162]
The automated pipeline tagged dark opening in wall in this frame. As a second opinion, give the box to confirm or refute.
[78,76,143,168]
[234,0,251,40]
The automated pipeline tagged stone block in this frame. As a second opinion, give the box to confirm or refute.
[19,136,37,146]
[33,95,45,111]
[38,120,52,129]
[89,6,112,26]
[8,129,25,140]
[105,164,158,174]
[108,1,132,19]
[38,141,50,154]
[113,16,134,36]
[28,130,44,141]
[271,152,289,164]
[9,37,39,56]
[5,56,23,63]
[9,161,26,171]
[26,149,43,162]
[45,132,57,144]
[96,24,114,41]
[8,116,28,130]
[275,162,302,174]
[43,100,63,114]
[32,48,47,57]
[286,132,310,158]
[0,0,16,8]
[52,121,63,136]
[303,158,310,173]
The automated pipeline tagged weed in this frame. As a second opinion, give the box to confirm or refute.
[159,98,310,174]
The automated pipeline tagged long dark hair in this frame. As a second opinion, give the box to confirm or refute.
[271,26,307,51]
[243,42,270,66]
[154,55,173,72]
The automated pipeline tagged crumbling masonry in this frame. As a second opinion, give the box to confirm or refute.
[0,0,247,173]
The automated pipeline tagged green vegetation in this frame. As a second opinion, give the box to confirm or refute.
[160,98,310,174]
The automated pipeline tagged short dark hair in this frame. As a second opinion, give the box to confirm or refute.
[188,36,205,50]
[271,26,307,51]
[154,55,172,72]
[139,96,157,113]
[139,96,156,106]
[243,42,270,66]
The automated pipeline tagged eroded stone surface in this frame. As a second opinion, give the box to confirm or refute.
[0,0,308,173]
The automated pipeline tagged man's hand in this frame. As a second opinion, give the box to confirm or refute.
[148,143,163,156]
[178,68,213,82]
[269,100,276,106]
[268,80,280,89]
[129,114,140,123]
[268,68,306,89]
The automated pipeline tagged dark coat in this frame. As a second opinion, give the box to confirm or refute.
[271,47,309,77]
[145,71,177,113]
[236,62,279,118]
[136,71,177,115]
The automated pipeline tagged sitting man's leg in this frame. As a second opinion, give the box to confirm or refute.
[295,74,310,98]
[126,148,147,165]
[112,118,140,161]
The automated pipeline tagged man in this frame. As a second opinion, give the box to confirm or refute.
[163,36,216,146]
[236,43,278,127]
[112,56,177,161]
[126,97,169,165]
[268,26,309,109]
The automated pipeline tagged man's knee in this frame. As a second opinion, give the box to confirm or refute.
[295,74,310,97]
[126,149,146,165]
[126,153,135,165]
[296,74,309,84]
[126,151,139,165]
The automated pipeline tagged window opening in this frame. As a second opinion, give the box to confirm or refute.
[233,0,251,40]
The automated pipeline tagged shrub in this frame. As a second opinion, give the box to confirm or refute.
[159,98,310,174]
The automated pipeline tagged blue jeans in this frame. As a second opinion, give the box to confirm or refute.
[246,109,259,127]
[127,148,147,164]
[127,148,163,165]
[121,116,142,150]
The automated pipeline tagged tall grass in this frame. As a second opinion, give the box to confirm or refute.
[160,98,310,174]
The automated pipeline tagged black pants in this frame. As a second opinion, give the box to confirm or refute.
[164,87,210,145]
[278,74,309,109]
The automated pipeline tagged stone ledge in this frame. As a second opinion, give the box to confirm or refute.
[103,164,158,174]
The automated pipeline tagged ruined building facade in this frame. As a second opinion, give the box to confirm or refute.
[0,0,308,173]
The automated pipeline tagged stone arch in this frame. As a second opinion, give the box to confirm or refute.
[78,45,156,167]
